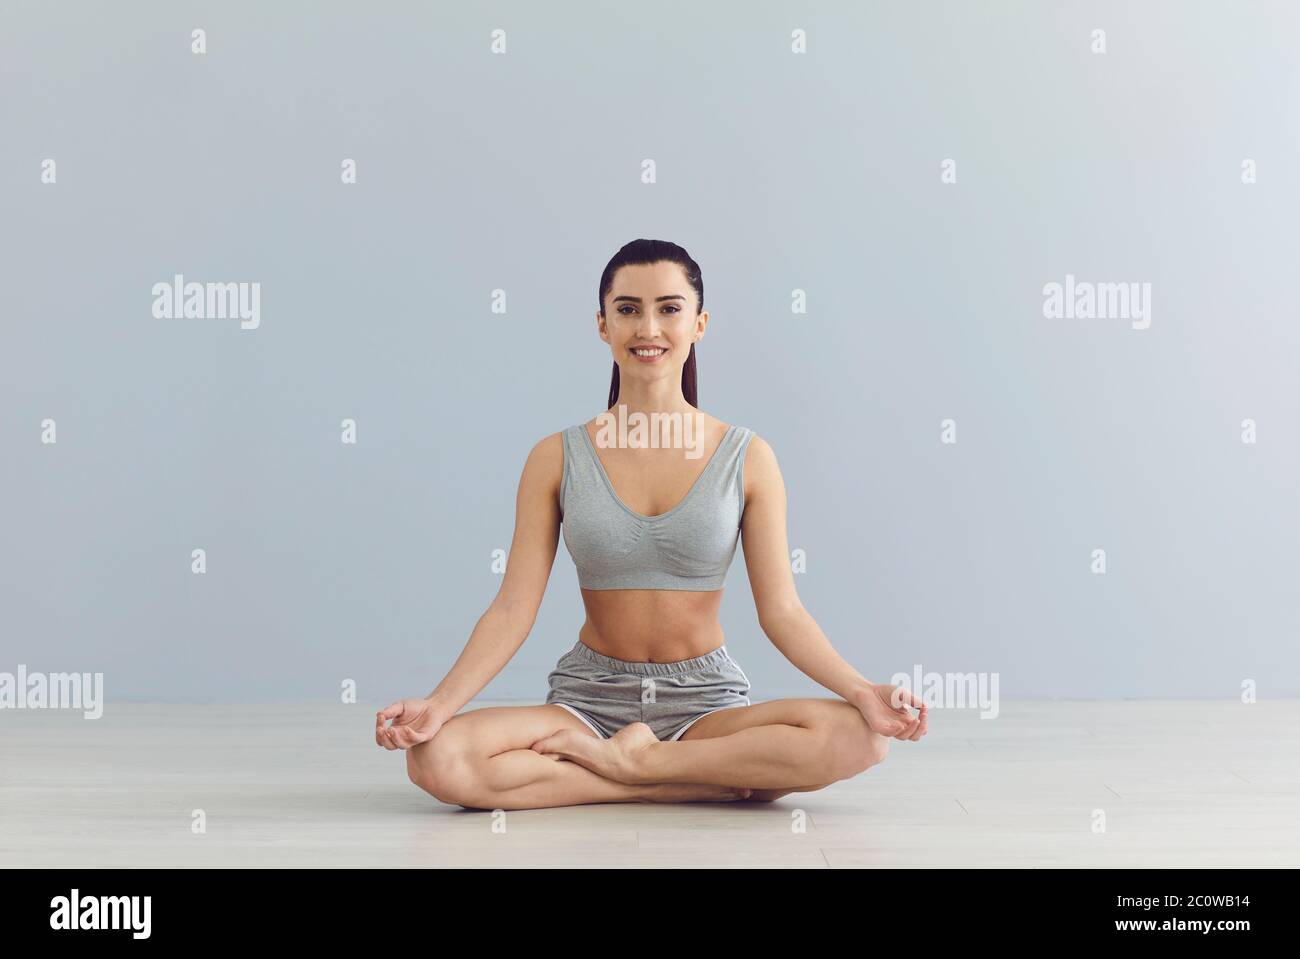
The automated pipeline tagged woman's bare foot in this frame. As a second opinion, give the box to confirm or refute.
[531,721,660,784]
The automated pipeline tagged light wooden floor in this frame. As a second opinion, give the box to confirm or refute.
[2,700,1296,868]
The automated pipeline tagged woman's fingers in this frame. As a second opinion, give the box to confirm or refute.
[377,702,417,749]
[885,686,925,719]
[882,715,913,738]
[375,704,399,741]
[901,705,927,741]
[907,706,928,741]
[390,725,422,749]
[891,706,922,739]
[870,699,916,737]
[377,722,401,749]
[897,687,926,711]
[375,717,433,751]
[880,686,928,739]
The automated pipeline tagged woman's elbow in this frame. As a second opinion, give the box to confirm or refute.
[758,600,806,635]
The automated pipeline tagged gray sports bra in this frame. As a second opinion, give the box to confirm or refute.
[559,422,756,591]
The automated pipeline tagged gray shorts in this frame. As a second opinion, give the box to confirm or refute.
[546,639,752,741]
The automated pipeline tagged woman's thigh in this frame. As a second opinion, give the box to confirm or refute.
[678,696,858,742]
[406,704,602,807]
[421,703,598,760]
[679,697,867,799]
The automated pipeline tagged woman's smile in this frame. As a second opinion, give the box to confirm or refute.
[629,345,669,363]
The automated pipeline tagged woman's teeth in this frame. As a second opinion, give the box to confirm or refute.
[633,347,667,357]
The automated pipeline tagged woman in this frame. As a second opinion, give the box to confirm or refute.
[376,239,928,809]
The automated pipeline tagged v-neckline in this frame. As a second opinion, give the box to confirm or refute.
[579,422,735,521]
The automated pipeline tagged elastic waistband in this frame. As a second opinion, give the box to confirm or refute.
[568,639,734,676]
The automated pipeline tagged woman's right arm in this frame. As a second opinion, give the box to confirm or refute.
[375,431,564,750]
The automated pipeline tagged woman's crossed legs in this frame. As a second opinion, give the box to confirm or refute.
[406,698,887,811]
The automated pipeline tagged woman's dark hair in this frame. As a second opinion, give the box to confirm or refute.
[598,239,703,409]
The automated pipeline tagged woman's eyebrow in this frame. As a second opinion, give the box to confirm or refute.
[611,294,687,304]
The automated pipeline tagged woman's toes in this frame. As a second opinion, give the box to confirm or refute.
[610,722,659,748]
[534,728,603,765]
[531,730,575,756]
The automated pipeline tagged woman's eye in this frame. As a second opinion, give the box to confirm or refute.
[617,304,679,315]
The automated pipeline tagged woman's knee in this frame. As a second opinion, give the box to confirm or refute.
[406,722,482,807]
[820,702,889,780]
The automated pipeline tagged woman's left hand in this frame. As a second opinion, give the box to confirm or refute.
[855,683,927,741]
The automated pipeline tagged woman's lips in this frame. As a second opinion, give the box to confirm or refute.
[629,346,669,363]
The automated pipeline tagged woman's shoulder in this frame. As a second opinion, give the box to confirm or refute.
[735,425,773,472]
[681,410,764,453]
[522,429,569,476]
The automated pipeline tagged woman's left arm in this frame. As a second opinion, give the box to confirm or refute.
[740,435,923,738]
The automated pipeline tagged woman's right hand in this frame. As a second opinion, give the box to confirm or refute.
[375,698,448,750]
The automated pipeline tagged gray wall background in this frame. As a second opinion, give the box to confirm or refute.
[2,1,1296,704]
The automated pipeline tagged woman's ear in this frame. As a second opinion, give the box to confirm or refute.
[693,308,709,342]
[596,310,610,344]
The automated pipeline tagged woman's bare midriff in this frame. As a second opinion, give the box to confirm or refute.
[577,588,726,663]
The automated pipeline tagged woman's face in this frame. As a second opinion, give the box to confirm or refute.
[599,261,707,390]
